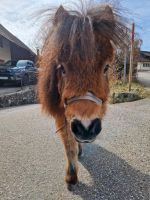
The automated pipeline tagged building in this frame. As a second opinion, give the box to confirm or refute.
[137,51,150,71]
[0,24,36,64]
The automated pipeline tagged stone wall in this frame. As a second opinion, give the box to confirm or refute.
[0,87,144,108]
[110,92,142,104]
[0,87,37,108]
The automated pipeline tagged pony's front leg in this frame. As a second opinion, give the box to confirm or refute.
[60,129,79,186]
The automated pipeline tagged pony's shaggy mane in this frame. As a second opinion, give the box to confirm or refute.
[37,1,130,115]
[38,1,130,68]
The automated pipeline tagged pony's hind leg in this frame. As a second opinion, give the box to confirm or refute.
[78,143,83,158]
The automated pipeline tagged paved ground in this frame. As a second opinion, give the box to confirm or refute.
[0,97,150,200]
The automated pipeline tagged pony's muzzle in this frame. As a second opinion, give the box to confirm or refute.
[71,118,102,143]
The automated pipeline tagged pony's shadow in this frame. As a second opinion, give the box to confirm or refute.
[72,144,149,200]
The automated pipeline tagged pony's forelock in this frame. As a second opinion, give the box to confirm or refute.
[38,1,130,69]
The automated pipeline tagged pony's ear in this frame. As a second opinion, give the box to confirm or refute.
[90,5,115,32]
[89,5,130,47]
[101,6,114,21]
[53,5,69,25]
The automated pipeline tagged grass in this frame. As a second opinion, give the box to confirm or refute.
[110,80,149,99]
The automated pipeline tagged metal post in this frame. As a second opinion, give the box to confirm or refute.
[128,23,135,91]
[123,48,127,83]
[21,78,23,90]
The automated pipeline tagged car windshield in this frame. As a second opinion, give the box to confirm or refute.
[3,60,17,67]
[16,61,27,67]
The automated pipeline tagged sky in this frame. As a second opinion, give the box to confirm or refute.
[0,0,150,51]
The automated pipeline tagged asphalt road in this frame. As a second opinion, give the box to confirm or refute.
[0,97,150,200]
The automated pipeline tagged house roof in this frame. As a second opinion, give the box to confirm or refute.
[0,24,35,56]
[139,51,150,62]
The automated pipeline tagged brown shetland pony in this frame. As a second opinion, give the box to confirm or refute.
[38,1,129,187]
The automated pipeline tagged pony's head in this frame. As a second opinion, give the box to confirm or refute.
[38,3,129,142]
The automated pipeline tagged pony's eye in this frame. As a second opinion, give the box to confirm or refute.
[60,65,66,75]
[57,64,66,76]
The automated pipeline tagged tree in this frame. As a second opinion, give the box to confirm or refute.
[112,35,142,80]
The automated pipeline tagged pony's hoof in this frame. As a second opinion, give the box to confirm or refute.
[67,184,72,191]
[65,174,78,186]
[65,162,78,186]
[67,183,74,191]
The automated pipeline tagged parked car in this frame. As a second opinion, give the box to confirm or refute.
[0,60,37,86]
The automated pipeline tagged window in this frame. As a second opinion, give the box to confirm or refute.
[0,37,3,48]
[143,63,150,67]
[17,60,27,67]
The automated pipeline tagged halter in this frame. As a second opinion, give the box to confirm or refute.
[56,92,103,133]
[57,63,110,108]
[64,92,103,107]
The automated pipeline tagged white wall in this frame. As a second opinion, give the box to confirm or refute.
[137,62,150,71]
[0,38,11,63]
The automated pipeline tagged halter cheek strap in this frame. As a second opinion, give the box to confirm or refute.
[64,92,103,107]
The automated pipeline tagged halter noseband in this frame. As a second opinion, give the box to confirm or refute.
[64,92,103,107]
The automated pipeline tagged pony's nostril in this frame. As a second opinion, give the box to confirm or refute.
[88,118,102,136]
[71,119,84,136]
[71,118,101,142]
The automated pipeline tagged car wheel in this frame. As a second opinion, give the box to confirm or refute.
[22,75,29,86]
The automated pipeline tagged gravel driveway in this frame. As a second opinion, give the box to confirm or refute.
[0,98,149,200]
